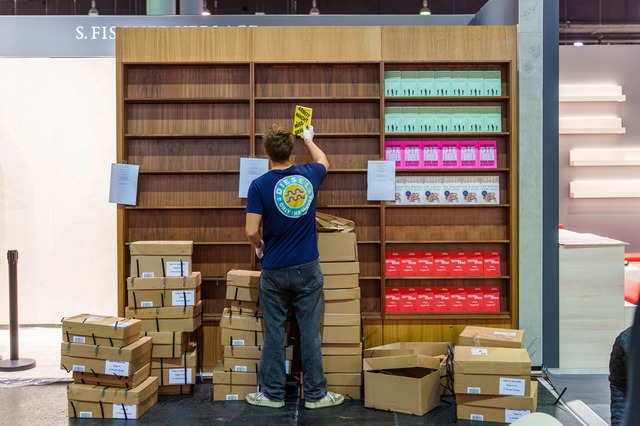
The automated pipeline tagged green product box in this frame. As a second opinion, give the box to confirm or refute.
[401,70,418,97]
[432,106,451,133]
[402,106,419,133]
[417,70,435,97]
[385,107,403,133]
[450,106,469,133]
[450,70,468,97]
[417,106,435,133]
[434,70,451,97]
[466,70,484,97]
[484,70,502,96]
[467,106,485,133]
[384,71,402,97]
[483,106,502,132]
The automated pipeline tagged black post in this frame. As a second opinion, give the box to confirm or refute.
[0,250,36,371]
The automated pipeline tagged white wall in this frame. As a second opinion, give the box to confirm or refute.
[0,58,117,324]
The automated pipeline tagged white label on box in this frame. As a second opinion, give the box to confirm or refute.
[141,301,153,308]
[142,272,154,278]
[226,394,239,401]
[466,387,482,394]
[469,414,484,421]
[505,409,531,422]
[499,378,526,396]
[84,316,104,322]
[79,412,93,418]
[471,348,488,356]
[172,290,195,306]
[285,360,291,374]
[166,261,189,277]
[169,368,192,384]
[72,336,86,344]
[113,403,137,419]
[114,321,129,328]
[105,360,129,376]
[493,331,517,337]
[231,339,246,346]
[72,365,85,372]
[234,365,248,372]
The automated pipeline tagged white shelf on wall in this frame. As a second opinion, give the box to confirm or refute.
[570,180,640,198]
[570,148,640,166]
[559,85,626,102]
[559,117,625,134]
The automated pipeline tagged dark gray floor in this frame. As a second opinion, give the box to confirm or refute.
[0,373,610,425]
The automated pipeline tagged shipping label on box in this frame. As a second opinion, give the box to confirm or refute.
[483,251,501,276]
[417,252,435,277]
[434,252,451,276]
[385,252,402,277]
[130,255,191,278]
[478,140,498,168]
[459,141,478,168]
[417,286,435,312]
[385,287,403,313]
[399,252,418,277]
[421,141,440,168]
[384,141,403,168]
[403,141,422,168]
[450,287,467,312]
[483,286,501,312]
[450,252,467,277]
[440,141,459,168]
[434,287,451,313]
[466,287,484,312]
[127,272,201,291]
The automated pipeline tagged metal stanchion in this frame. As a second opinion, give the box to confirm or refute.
[0,250,36,371]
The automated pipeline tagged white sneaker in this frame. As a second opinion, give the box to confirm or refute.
[245,392,285,408]
[304,391,345,409]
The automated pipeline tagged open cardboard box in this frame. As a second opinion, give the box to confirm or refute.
[458,326,524,348]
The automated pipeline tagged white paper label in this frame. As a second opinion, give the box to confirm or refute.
[285,360,291,374]
[471,348,488,356]
[141,301,153,308]
[72,364,85,372]
[84,316,104,322]
[505,409,531,422]
[113,403,137,419]
[234,365,248,372]
[169,368,192,384]
[114,321,129,328]
[469,414,484,421]
[493,331,516,337]
[231,339,245,346]
[499,377,526,396]
[226,394,239,401]
[142,272,154,278]
[466,387,481,394]
[79,412,93,418]
[166,261,189,277]
[172,290,195,306]
[105,360,129,376]
[72,336,86,343]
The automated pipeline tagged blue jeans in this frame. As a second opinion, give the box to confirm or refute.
[258,259,327,402]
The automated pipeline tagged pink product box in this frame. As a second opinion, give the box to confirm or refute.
[478,140,498,168]
[459,141,479,168]
[440,141,460,168]
[384,141,403,168]
[421,141,440,168]
[402,141,423,169]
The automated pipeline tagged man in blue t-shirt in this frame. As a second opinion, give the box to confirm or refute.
[244,123,344,409]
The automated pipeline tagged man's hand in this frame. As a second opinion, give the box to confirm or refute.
[303,125,314,141]
[255,240,265,259]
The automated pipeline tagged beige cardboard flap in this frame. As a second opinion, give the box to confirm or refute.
[363,354,442,372]
[316,212,355,233]
[364,342,450,359]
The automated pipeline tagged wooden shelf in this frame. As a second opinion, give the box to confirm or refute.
[255,96,379,103]
[384,204,510,208]
[385,96,509,102]
[125,134,250,139]
[139,170,241,174]
[383,312,512,320]
[124,205,246,210]
[384,276,510,280]
[385,240,510,244]
[125,98,251,104]
[384,132,510,137]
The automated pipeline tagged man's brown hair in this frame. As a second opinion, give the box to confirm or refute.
[264,123,294,163]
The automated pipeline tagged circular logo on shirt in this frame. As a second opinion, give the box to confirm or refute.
[274,175,314,218]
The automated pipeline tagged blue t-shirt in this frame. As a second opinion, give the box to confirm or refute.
[245,162,326,270]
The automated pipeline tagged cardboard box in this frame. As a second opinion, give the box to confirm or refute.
[62,314,142,347]
[220,328,265,347]
[61,336,152,363]
[72,363,150,388]
[228,300,262,317]
[141,331,191,359]
[127,272,201,290]
[220,308,264,332]
[158,384,193,395]
[126,300,202,333]
[128,286,201,309]
[130,255,191,278]
[150,365,196,386]
[322,343,362,373]
[213,368,259,386]
[301,372,362,399]
[364,341,449,359]
[454,372,530,397]
[317,233,358,262]
[222,345,293,361]
[323,288,361,314]
[226,285,259,303]
[129,241,193,256]
[62,352,150,378]
[226,269,261,287]
[456,381,538,423]
[363,354,444,416]
[453,346,531,376]
[213,384,259,401]
[68,391,158,419]
[321,314,361,344]
[458,326,524,349]
[320,261,360,289]
[67,376,158,405]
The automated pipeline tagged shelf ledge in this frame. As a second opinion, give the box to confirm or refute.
[570,148,640,166]
[570,180,640,198]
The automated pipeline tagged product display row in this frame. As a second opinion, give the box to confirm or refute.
[385,250,501,277]
[390,176,500,205]
[384,106,503,133]
[385,140,497,169]
[384,70,503,97]
[385,285,501,313]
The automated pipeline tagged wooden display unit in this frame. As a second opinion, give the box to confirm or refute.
[116,26,518,370]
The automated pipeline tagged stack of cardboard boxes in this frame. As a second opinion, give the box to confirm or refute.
[61,314,158,419]
[314,232,362,399]
[454,326,537,423]
[213,269,294,401]
[125,241,201,395]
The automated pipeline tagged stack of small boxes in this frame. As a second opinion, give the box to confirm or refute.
[454,326,537,423]
[213,269,294,401]
[311,231,362,399]
[61,314,158,419]
[125,241,201,395]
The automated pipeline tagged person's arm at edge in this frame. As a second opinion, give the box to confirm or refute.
[245,212,263,249]
[304,137,329,171]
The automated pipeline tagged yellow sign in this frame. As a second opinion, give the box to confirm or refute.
[292,105,313,136]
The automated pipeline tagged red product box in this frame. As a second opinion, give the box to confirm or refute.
[483,250,501,276]
[417,286,435,313]
[416,252,435,277]
[385,252,402,277]
[450,252,467,276]
[466,286,484,312]
[450,287,467,312]
[483,286,501,312]
[399,252,418,277]
[466,251,484,276]
[434,287,451,313]
[434,252,451,277]
[385,286,403,313]
[400,287,419,313]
